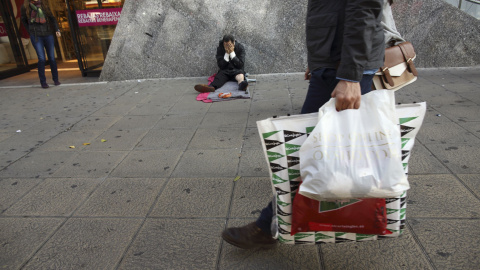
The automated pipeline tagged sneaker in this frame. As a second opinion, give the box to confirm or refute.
[41,82,49,89]
[238,80,248,91]
[222,222,276,249]
[54,81,61,86]
[194,84,215,93]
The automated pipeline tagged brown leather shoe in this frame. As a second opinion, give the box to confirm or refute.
[222,222,276,249]
[194,84,215,93]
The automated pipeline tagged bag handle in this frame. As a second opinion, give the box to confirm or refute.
[398,42,418,76]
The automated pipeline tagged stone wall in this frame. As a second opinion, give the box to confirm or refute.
[100,0,480,81]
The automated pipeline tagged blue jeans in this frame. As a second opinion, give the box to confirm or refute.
[31,35,58,84]
[256,68,374,235]
[301,68,374,114]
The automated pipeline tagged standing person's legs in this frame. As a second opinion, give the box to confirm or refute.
[301,68,338,114]
[44,35,60,85]
[222,69,376,249]
[31,36,48,87]
[301,68,374,113]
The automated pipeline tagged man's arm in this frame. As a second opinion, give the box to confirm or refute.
[216,43,229,70]
[229,43,245,70]
[333,0,383,111]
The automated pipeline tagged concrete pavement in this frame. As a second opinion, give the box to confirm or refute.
[0,67,479,269]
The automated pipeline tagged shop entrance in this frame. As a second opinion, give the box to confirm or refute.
[66,0,124,76]
[0,0,124,80]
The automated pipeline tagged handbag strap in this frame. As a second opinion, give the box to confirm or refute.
[398,42,418,76]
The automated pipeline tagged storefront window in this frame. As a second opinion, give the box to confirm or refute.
[68,0,124,75]
[0,0,29,77]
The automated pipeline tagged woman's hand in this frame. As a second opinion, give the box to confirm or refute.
[56,31,61,37]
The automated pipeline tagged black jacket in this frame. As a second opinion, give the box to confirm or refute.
[20,6,59,38]
[215,40,246,74]
[306,0,385,81]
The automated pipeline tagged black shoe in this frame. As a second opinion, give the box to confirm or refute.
[238,80,248,91]
[54,81,61,86]
[194,84,215,93]
[222,222,276,249]
[41,82,49,89]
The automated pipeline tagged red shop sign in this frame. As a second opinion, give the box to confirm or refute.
[0,23,7,37]
[76,8,122,27]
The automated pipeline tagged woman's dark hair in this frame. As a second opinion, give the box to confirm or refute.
[388,0,393,5]
[223,34,235,43]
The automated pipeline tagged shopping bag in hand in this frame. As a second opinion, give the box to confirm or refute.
[299,90,409,200]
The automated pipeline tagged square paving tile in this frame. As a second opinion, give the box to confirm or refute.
[208,99,251,113]
[75,178,166,217]
[242,127,262,149]
[407,143,450,174]
[52,151,128,177]
[0,178,42,212]
[200,112,249,128]
[457,174,480,198]
[432,104,480,122]
[320,228,433,270]
[252,88,291,100]
[172,149,241,178]
[408,219,480,270]
[406,175,480,218]
[119,219,224,269]
[83,129,148,151]
[91,102,137,116]
[150,178,233,218]
[424,144,480,173]
[188,127,245,150]
[229,177,273,218]
[416,122,480,144]
[110,150,182,178]
[109,115,160,130]
[23,218,142,269]
[3,178,102,216]
[0,151,77,178]
[153,113,204,129]
[168,97,211,115]
[127,103,172,116]
[250,99,292,113]
[70,116,121,131]
[34,130,103,151]
[135,128,195,150]
[218,219,321,270]
[457,121,480,137]
[238,149,270,177]
[0,218,64,269]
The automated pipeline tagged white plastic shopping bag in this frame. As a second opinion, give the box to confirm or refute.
[299,90,409,200]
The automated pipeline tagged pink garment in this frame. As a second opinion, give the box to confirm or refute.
[207,73,216,84]
[196,92,212,103]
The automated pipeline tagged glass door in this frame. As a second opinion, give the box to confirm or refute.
[66,0,124,76]
[0,0,29,79]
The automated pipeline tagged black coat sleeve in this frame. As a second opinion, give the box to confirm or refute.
[337,0,384,81]
[230,43,245,70]
[216,41,229,70]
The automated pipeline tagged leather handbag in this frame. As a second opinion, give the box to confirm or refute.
[373,41,418,91]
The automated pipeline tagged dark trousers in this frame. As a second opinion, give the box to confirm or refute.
[255,68,374,235]
[210,70,243,89]
[31,34,58,84]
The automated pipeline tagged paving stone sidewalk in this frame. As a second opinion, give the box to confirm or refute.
[0,67,479,269]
